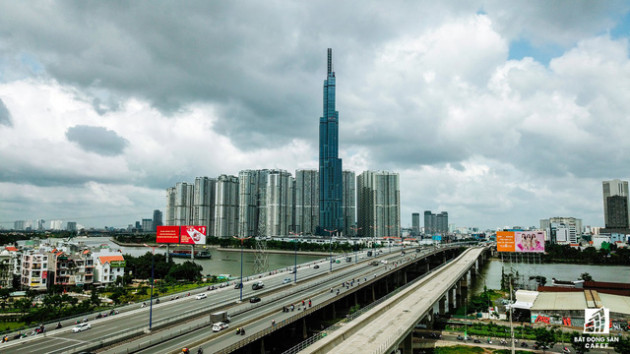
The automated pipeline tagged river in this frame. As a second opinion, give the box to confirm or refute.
[45,237,630,291]
[472,258,630,294]
[70,237,325,277]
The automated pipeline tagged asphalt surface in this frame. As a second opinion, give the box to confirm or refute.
[0,245,440,354]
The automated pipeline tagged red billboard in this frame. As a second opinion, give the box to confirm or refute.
[515,231,545,253]
[180,226,207,245]
[156,226,180,244]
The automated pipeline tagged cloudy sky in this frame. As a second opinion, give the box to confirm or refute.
[1,1,629,230]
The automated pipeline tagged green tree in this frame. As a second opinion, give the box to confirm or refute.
[580,273,593,281]
[570,331,590,354]
[614,335,630,353]
[0,288,11,311]
[90,289,101,307]
[534,327,557,352]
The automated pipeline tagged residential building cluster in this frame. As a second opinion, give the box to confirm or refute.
[423,210,449,235]
[0,240,125,291]
[165,50,401,238]
[165,169,400,238]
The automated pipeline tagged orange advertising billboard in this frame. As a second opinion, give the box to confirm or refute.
[496,231,515,252]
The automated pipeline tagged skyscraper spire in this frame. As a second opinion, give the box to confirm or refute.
[319,48,343,234]
[327,48,332,75]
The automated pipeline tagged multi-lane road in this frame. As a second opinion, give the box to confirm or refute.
[0,245,452,354]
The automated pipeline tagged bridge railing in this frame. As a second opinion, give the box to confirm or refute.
[280,247,463,354]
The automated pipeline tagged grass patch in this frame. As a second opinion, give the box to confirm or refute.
[0,322,27,332]
[435,345,487,353]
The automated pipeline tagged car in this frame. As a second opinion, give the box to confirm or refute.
[283,278,292,284]
[72,323,91,333]
[195,293,207,300]
[212,322,228,332]
[457,335,464,340]
[473,339,481,343]
[252,281,264,290]
[313,264,320,269]
[520,342,528,347]
[249,296,261,303]
[234,283,243,289]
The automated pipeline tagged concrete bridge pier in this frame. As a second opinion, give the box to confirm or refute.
[460,277,469,302]
[438,296,446,316]
[372,284,376,302]
[448,287,455,313]
[303,317,308,339]
[470,266,477,280]
[456,280,463,308]
[400,331,413,354]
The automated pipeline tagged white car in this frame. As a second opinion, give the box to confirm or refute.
[195,293,207,300]
[282,278,292,284]
[212,322,228,332]
[72,323,91,333]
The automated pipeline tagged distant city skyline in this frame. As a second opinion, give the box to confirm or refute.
[1,2,630,230]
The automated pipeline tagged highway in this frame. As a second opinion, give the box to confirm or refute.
[107,246,441,354]
[301,247,485,354]
[0,245,439,354]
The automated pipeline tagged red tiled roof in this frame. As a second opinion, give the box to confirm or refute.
[99,255,124,265]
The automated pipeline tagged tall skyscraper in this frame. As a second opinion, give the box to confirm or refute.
[342,170,356,236]
[319,48,343,234]
[357,171,400,238]
[436,211,448,234]
[214,175,239,237]
[265,170,295,236]
[174,182,194,226]
[602,179,630,229]
[424,211,434,235]
[193,177,216,232]
[295,169,319,235]
[412,213,420,236]
[165,187,176,226]
[152,210,163,231]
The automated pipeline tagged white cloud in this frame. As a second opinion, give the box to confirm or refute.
[0,2,629,230]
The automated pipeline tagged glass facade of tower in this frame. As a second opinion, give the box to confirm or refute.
[319,48,344,234]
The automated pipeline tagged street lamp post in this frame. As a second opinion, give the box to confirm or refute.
[289,232,303,283]
[324,229,337,272]
[350,227,362,263]
[232,236,252,302]
[386,225,395,254]
[369,225,378,254]
[143,243,163,331]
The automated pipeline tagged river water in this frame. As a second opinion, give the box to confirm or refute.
[471,258,630,294]
[68,238,630,291]
[72,237,324,277]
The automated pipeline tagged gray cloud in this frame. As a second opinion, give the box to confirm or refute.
[0,98,12,126]
[66,125,128,156]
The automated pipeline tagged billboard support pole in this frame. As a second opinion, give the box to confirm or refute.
[191,244,195,262]
[166,244,170,263]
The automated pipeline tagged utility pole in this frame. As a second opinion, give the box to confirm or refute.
[510,274,515,354]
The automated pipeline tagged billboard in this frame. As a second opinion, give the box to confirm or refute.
[180,226,207,245]
[515,231,545,253]
[110,260,126,268]
[496,231,515,252]
[156,226,180,244]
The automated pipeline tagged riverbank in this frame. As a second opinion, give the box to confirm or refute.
[109,238,333,256]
